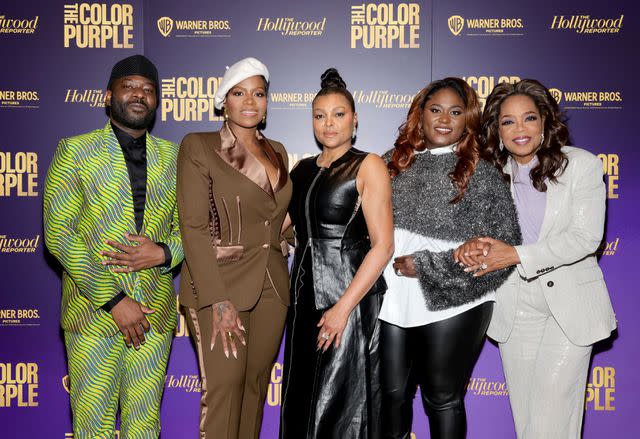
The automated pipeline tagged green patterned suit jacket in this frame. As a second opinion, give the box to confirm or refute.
[44,122,183,337]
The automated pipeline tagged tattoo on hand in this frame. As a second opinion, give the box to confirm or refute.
[216,302,230,320]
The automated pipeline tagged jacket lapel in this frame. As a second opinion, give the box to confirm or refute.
[142,132,162,236]
[216,123,276,198]
[537,178,564,240]
[101,122,136,233]
[261,137,288,194]
[505,157,564,241]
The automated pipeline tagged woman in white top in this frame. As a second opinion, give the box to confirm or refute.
[380,78,521,438]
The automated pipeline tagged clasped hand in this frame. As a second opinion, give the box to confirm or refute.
[453,237,519,277]
[110,296,154,349]
[100,233,165,273]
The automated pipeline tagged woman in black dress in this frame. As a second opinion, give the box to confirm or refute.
[280,68,394,439]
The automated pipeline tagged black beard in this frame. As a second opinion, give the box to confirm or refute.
[110,98,155,130]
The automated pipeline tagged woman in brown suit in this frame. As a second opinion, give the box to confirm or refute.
[177,57,292,439]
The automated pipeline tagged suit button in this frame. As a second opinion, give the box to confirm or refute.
[264,220,270,226]
[262,243,269,249]
[547,281,554,287]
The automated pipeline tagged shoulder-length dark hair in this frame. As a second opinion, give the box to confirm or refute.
[480,79,569,192]
[388,77,482,203]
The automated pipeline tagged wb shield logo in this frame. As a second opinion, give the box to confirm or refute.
[157,16,173,37]
[549,88,562,104]
[448,15,464,36]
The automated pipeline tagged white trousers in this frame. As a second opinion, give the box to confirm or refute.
[499,279,592,439]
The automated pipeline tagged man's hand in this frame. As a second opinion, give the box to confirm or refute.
[101,233,165,273]
[110,296,154,348]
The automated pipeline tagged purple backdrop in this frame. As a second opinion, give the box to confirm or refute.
[0,1,636,437]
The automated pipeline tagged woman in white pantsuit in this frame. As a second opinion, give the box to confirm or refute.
[454,79,616,438]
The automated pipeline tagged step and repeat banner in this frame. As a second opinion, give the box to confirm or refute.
[0,1,636,437]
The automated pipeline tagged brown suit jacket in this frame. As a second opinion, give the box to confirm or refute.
[177,124,292,310]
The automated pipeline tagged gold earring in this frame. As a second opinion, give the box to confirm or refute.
[223,109,228,121]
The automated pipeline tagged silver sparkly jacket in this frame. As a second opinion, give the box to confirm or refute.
[385,150,522,310]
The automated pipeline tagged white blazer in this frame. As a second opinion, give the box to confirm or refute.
[487,146,616,346]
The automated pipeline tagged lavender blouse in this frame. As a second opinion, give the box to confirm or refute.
[511,156,546,245]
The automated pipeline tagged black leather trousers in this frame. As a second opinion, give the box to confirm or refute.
[380,302,493,439]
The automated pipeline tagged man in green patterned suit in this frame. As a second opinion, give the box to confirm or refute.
[44,55,183,438]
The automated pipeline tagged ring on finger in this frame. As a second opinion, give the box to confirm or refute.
[480,262,488,270]
[227,331,234,341]
[321,332,329,340]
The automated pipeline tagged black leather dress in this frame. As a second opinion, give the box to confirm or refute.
[280,148,386,439]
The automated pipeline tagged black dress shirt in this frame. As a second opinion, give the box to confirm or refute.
[102,122,171,312]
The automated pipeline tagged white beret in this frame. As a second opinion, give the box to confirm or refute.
[214,57,270,110]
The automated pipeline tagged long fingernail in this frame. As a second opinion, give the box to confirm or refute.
[233,351,237,359]
[224,350,229,359]
[458,262,465,267]
[210,343,214,351]
[241,340,246,346]
[464,267,471,272]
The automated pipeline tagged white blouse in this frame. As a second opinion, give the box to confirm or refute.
[379,145,495,328]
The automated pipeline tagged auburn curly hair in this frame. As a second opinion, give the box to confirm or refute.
[388,77,482,203]
[480,79,569,192]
